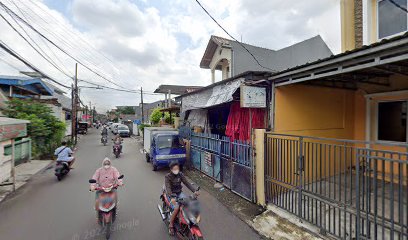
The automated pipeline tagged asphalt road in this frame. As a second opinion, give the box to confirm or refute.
[0,129,261,240]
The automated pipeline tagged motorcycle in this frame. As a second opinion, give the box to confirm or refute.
[157,188,204,240]
[89,175,124,240]
[55,161,70,181]
[101,135,108,146]
[113,144,121,158]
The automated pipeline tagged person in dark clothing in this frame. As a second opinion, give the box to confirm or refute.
[165,161,199,236]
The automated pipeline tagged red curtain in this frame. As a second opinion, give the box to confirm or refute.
[225,102,265,141]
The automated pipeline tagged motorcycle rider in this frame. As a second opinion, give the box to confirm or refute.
[112,135,123,153]
[90,158,123,210]
[165,161,199,236]
[101,126,108,142]
[54,141,75,168]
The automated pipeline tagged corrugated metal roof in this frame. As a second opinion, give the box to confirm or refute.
[153,85,203,95]
[269,32,408,80]
[0,75,54,96]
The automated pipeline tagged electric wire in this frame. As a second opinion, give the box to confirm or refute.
[194,0,275,72]
[0,40,71,88]
[0,1,128,89]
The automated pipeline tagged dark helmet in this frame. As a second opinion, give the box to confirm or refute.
[169,161,180,170]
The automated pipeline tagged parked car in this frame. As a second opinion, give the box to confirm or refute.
[117,125,130,137]
[111,123,119,133]
[150,133,186,171]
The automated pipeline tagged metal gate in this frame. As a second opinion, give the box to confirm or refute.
[191,133,254,201]
[265,133,408,239]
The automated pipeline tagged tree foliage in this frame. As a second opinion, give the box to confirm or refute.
[150,108,175,125]
[150,108,163,125]
[3,99,66,159]
[117,106,135,115]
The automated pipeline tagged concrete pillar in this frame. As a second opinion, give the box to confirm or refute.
[211,69,215,83]
[254,129,266,206]
[341,0,356,52]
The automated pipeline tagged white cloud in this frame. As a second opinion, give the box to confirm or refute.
[0,0,340,112]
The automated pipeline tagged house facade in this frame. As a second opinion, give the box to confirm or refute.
[258,2,408,238]
[200,35,333,83]
[341,0,408,51]
[41,83,72,137]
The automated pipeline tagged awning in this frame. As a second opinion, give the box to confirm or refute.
[181,78,244,112]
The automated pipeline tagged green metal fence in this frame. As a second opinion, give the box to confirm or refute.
[4,138,31,166]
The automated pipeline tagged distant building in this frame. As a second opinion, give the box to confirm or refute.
[0,75,53,116]
[41,82,72,136]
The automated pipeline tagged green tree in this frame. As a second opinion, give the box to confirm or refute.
[164,112,176,124]
[3,99,66,159]
[150,108,163,125]
[117,106,135,115]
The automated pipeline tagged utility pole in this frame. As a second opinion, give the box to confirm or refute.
[71,83,75,144]
[73,63,78,145]
[93,106,96,123]
[140,87,144,123]
[89,101,92,123]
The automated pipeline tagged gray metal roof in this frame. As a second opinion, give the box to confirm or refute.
[153,85,203,95]
[200,35,333,72]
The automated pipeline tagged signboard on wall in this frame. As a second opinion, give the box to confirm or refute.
[240,85,266,108]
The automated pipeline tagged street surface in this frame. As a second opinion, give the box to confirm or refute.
[0,129,261,240]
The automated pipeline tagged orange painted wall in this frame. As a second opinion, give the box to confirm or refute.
[274,84,365,140]
[272,84,406,185]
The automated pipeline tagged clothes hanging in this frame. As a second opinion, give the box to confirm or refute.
[225,102,265,142]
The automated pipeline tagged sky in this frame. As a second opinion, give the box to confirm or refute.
[0,0,340,112]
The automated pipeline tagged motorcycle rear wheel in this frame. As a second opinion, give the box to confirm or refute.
[189,234,204,240]
[105,222,112,239]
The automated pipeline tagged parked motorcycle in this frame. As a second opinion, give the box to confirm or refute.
[101,135,108,146]
[89,175,124,240]
[113,144,121,158]
[55,161,70,181]
[157,188,204,240]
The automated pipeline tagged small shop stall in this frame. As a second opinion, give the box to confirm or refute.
[179,71,271,201]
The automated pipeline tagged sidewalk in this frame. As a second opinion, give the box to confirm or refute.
[186,169,323,240]
[0,160,52,203]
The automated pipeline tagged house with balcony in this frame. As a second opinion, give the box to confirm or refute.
[200,35,333,83]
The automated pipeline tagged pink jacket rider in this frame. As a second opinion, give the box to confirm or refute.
[91,158,122,188]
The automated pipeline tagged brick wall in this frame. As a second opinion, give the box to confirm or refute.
[354,0,363,48]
